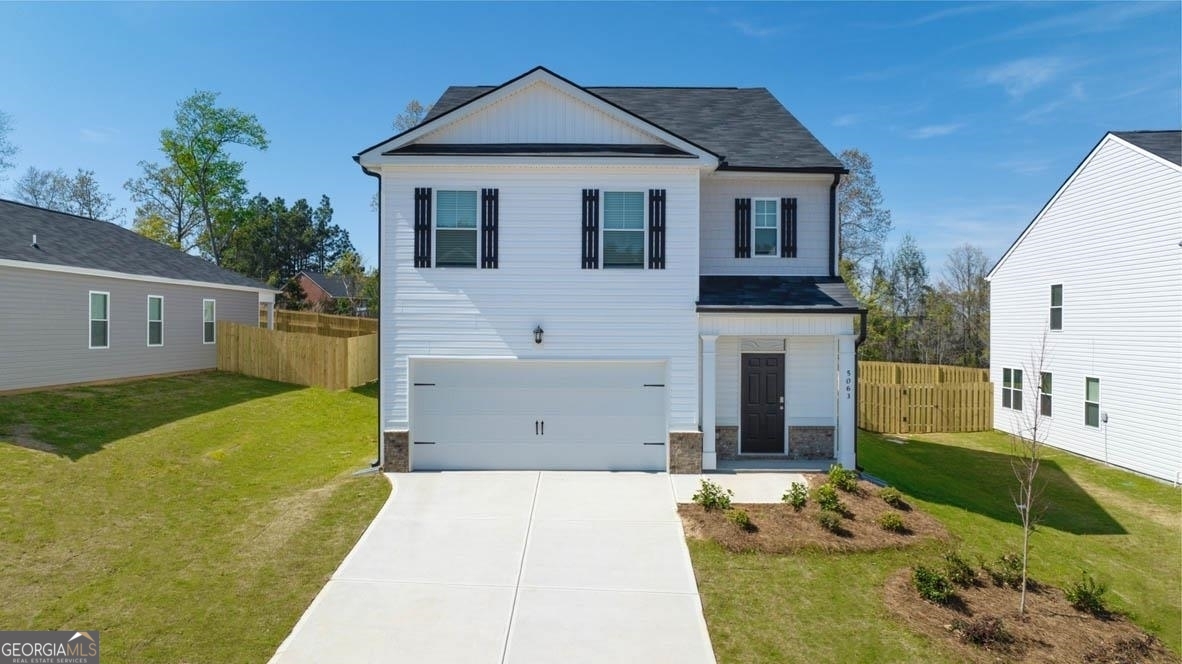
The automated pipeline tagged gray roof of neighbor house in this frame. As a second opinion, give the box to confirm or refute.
[0,199,271,290]
[1112,131,1182,166]
[697,276,865,312]
[300,271,357,298]
[421,76,845,172]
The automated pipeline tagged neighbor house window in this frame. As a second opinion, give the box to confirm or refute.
[89,291,109,349]
[1085,377,1100,427]
[753,199,778,256]
[1039,372,1052,417]
[202,299,216,344]
[1002,368,1023,411]
[602,191,644,268]
[1050,284,1062,330]
[147,296,163,347]
[435,190,478,267]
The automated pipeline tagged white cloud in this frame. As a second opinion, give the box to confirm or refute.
[833,113,862,127]
[907,123,965,139]
[996,2,1173,40]
[982,57,1066,98]
[999,158,1053,175]
[729,20,778,38]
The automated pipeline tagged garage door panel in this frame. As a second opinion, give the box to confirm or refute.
[413,442,666,472]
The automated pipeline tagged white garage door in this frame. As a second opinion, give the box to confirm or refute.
[410,359,667,471]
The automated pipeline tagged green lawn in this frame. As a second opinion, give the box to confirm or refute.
[0,372,389,664]
[690,429,1181,663]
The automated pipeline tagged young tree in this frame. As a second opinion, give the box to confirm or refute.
[14,166,123,221]
[1011,329,1052,615]
[125,161,201,252]
[0,110,16,181]
[370,100,434,211]
[838,148,894,281]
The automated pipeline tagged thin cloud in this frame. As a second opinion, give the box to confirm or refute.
[729,20,778,38]
[996,2,1173,40]
[846,65,914,82]
[80,128,116,144]
[982,56,1066,98]
[867,3,1004,29]
[1000,158,1053,175]
[908,123,965,139]
[833,113,862,127]
[1019,82,1087,123]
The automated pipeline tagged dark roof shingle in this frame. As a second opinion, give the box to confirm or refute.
[0,199,270,290]
[1112,131,1181,166]
[300,271,357,298]
[698,276,864,312]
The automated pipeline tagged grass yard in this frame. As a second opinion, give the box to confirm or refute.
[0,372,389,664]
[689,430,1181,663]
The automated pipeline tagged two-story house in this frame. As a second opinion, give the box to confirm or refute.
[356,67,863,474]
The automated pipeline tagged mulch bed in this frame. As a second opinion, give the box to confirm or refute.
[678,476,949,553]
[883,569,1179,663]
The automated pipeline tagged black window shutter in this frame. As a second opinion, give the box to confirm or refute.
[648,189,666,269]
[734,198,751,258]
[481,188,499,269]
[414,187,432,267]
[582,189,600,269]
[781,197,798,258]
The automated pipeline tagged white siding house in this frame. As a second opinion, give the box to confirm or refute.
[357,67,863,473]
[987,131,1182,483]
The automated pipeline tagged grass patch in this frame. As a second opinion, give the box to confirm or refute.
[0,372,389,663]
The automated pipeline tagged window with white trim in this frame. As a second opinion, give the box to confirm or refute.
[1039,372,1052,417]
[1050,284,1062,330]
[602,191,644,269]
[435,190,478,268]
[1084,377,1100,427]
[89,291,109,349]
[202,299,216,344]
[753,199,778,256]
[147,296,163,347]
[1002,368,1023,411]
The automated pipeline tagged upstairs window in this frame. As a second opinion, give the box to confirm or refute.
[435,190,478,268]
[753,199,778,256]
[203,299,216,344]
[1039,372,1052,417]
[602,191,644,269]
[1085,377,1100,427]
[147,296,163,347]
[1002,368,1023,411]
[89,291,109,349]
[1050,284,1063,330]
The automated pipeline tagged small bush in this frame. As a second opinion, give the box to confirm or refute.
[828,463,860,493]
[981,552,1025,589]
[692,479,733,511]
[726,508,756,532]
[953,616,1012,648]
[1066,570,1109,616]
[879,486,906,509]
[813,483,848,515]
[816,509,843,533]
[1084,635,1165,663]
[782,482,808,511]
[913,565,955,604]
[876,512,906,532]
[943,550,977,588]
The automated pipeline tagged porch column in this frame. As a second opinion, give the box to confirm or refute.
[837,334,857,469]
[267,302,276,330]
[701,334,719,471]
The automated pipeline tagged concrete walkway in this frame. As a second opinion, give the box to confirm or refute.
[270,471,715,664]
[671,471,810,504]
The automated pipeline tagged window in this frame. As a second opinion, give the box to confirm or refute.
[602,191,644,269]
[1039,372,1052,417]
[202,299,216,344]
[1002,368,1023,411]
[147,296,163,347]
[1050,284,1063,330]
[1085,377,1100,427]
[89,291,109,349]
[435,190,478,267]
[753,199,778,256]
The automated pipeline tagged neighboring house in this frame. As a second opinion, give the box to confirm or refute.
[295,270,365,314]
[0,199,277,392]
[356,67,865,474]
[987,131,1182,483]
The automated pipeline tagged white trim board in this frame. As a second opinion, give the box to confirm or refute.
[0,259,278,298]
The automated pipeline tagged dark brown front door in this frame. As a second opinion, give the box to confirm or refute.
[741,353,785,454]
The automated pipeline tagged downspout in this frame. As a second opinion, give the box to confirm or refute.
[854,309,867,470]
[360,161,382,469]
[828,173,841,277]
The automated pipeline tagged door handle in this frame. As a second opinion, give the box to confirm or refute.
[779,396,785,412]
[535,420,539,435]
[540,420,544,435]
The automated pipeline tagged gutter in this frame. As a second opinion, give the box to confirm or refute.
[359,160,382,470]
[828,173,841,277]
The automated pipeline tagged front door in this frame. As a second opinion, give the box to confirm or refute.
[741,353,785,454]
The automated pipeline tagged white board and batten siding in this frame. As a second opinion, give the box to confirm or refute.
[379,164,702,435]
[989,135,1182,482]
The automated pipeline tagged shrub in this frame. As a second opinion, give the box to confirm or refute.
[726,508,756,532]
[828,463,860,493]
[981,552,1025,589]
[816,509,843,533]
[879,486,906,509]
[813,483,848,515]
[1066,570,1109,616]
[943,550,977,588]
[692,479,733,511]
[953,616,1012,648]
[876,512,906,532]
[782,482,808,511]
[913,565,955,604]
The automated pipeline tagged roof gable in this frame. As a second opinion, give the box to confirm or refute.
[1111,130,1181,168]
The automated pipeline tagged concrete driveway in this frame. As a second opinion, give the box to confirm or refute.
[269,471,715,664]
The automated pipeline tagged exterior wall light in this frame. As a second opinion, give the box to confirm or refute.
[533,325,544,344]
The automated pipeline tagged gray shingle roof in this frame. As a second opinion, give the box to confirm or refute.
[300,271,357,298]
[422,79,845,172]
[0,199,271,290]
[1112,131,1181,166]
[698,276,864,312]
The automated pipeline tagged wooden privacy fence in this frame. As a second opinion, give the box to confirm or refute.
[218,321,377,390]
[858,361,993,434]
[259,309,378,338]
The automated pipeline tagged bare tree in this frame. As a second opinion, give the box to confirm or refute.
[1010,328,1052,615]
[371,99,433,212]
[14,166,123,222]
[943,244,991,367]
[838,148,894,279]
[125,161,201,251]
[0,110,16,182]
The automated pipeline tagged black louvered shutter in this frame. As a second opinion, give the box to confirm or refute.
[414,187,432,267]
[781,197,798,258]
[648,189,666,269]
[481,188,499,269]
[582,189,600,269]
[734,198,751,258]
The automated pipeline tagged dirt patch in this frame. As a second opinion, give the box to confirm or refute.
[238,482,341,563]
[883,569,1179,663]
[678,477,949,554]
[0,424,58,453]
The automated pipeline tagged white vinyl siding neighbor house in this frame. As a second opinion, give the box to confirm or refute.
[988,131,1182,483]
[358,67,862,473]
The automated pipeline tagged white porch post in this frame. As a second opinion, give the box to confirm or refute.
[701,334,719,471]
[267,301,276,330]
[837,334,857,469]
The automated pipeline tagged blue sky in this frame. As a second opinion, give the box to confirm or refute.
[1,1,1178,276]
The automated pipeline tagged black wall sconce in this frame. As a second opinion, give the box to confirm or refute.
[533,325,544,344]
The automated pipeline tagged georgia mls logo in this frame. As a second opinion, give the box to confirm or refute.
[0,630,100,664]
